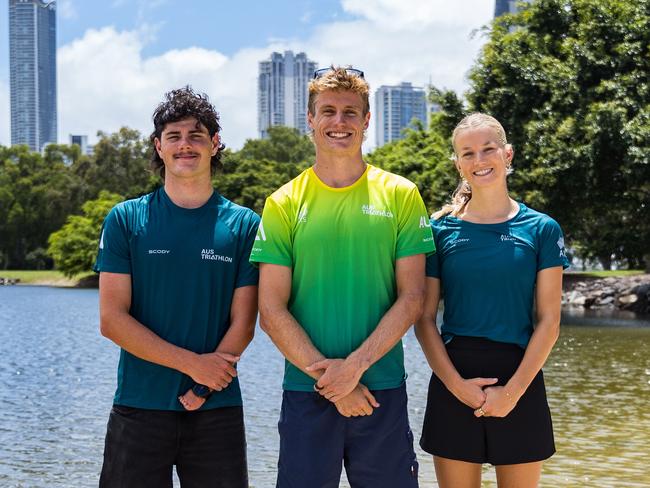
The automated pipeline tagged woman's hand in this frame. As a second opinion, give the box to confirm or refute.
[449,377,498,409]
[474,386,519,418]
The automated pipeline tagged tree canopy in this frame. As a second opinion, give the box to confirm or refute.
[47,191,123,278]
[468,0,649,267]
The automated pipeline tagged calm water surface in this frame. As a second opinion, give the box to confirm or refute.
[0,287,649,487]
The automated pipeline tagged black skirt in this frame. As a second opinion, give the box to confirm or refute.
[419,335,555,465]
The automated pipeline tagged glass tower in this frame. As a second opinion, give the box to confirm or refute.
[258,51,317,139]
[375,83,428,147]
[9,0,57,151]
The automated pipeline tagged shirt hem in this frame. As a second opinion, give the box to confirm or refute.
[249,255,292,267]
[282,378,406,392]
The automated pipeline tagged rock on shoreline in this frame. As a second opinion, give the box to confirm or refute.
[563,274,650,314]
[0,277,20,285]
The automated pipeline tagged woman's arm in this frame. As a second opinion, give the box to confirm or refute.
[478,266,563,417]
[415,277,497,410]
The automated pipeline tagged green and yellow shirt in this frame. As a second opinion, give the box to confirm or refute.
[250,164,435,391]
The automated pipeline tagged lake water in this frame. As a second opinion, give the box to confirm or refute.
[0,286,649,487]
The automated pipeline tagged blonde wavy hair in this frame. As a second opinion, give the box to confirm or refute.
[434,113,512,219]
[307,66,370,116]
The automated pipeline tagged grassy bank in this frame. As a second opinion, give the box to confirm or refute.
[567,270,645,278]
[0,270,95,287]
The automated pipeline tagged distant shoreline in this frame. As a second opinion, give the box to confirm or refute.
[0,272,98,288]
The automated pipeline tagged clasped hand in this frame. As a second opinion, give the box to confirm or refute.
[473,385,518,418]
[306,358,363,403]
[189,351,239,391]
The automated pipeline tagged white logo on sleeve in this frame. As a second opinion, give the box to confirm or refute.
[419,216,429,228]
[557,236,566,258]
[255,222,267,241]
[99,230,105,249]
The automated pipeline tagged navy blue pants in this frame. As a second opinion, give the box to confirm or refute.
[99,405,248,488]
[276,384,419,488]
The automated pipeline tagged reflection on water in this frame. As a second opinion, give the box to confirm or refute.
[1,287,649,487]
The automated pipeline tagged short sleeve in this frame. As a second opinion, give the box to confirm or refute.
[537,217,570,271]
[395,185,436,259]
[249,196,293,267]
[425,218,442,278]
[93,205,132,274]
[235,212,261,287]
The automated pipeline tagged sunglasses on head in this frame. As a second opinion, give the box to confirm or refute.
[313,67,365,79]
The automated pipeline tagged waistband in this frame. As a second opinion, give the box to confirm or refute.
[446,335,524,351]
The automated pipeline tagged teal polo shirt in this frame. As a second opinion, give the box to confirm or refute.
[94,187,259,411]
[427,203,569,348]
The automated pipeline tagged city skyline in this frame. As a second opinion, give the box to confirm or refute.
[9,0,57,151]
[0,0,495,150]
[258,51,316,139]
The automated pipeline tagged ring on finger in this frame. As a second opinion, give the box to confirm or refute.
[477,407,485,417]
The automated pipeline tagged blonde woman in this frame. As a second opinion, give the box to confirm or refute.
[415,113,569,487]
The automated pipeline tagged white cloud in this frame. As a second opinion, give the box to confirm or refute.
[57,26,268,149]
[0,80,9,146]
[53,0,493,150]
[284,0,494,148]
[342,0,490,29]
[57,27,229,140]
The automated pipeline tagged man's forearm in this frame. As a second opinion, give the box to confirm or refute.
[215,285,258,356]
[259,306,326,380]
[100,309,197,376]
[346,288,424,374]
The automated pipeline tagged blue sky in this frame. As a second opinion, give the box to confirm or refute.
[0,0,495,149]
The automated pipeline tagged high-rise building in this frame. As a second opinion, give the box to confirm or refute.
[9,0,57,152]
[69,134,93,156]
[258,51,317,139]
[375,82,428,147]
[494,0,533,17]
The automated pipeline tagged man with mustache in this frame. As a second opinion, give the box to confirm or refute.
[95,86,259,488]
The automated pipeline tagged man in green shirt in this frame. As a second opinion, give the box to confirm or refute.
[95,87,259,487]
[250,67,434,487]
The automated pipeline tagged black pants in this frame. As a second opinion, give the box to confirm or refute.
[99,405,248,488]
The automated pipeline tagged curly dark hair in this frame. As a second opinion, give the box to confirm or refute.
[149,86,226,179]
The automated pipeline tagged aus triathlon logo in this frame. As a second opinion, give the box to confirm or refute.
[419,216,429,229]
[361,204,393,218]
[255,222,267,241]
[201,249,232,262]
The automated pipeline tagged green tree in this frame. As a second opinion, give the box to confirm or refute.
[237,126,315,165]
[48,191,123,277]
[73,127,158,200]
[468,0,650,268]
[0,145,85,269]
[217,127,313,213]
[367,123,457,213]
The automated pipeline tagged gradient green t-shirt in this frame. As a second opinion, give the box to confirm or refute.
[250,164,435,391]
